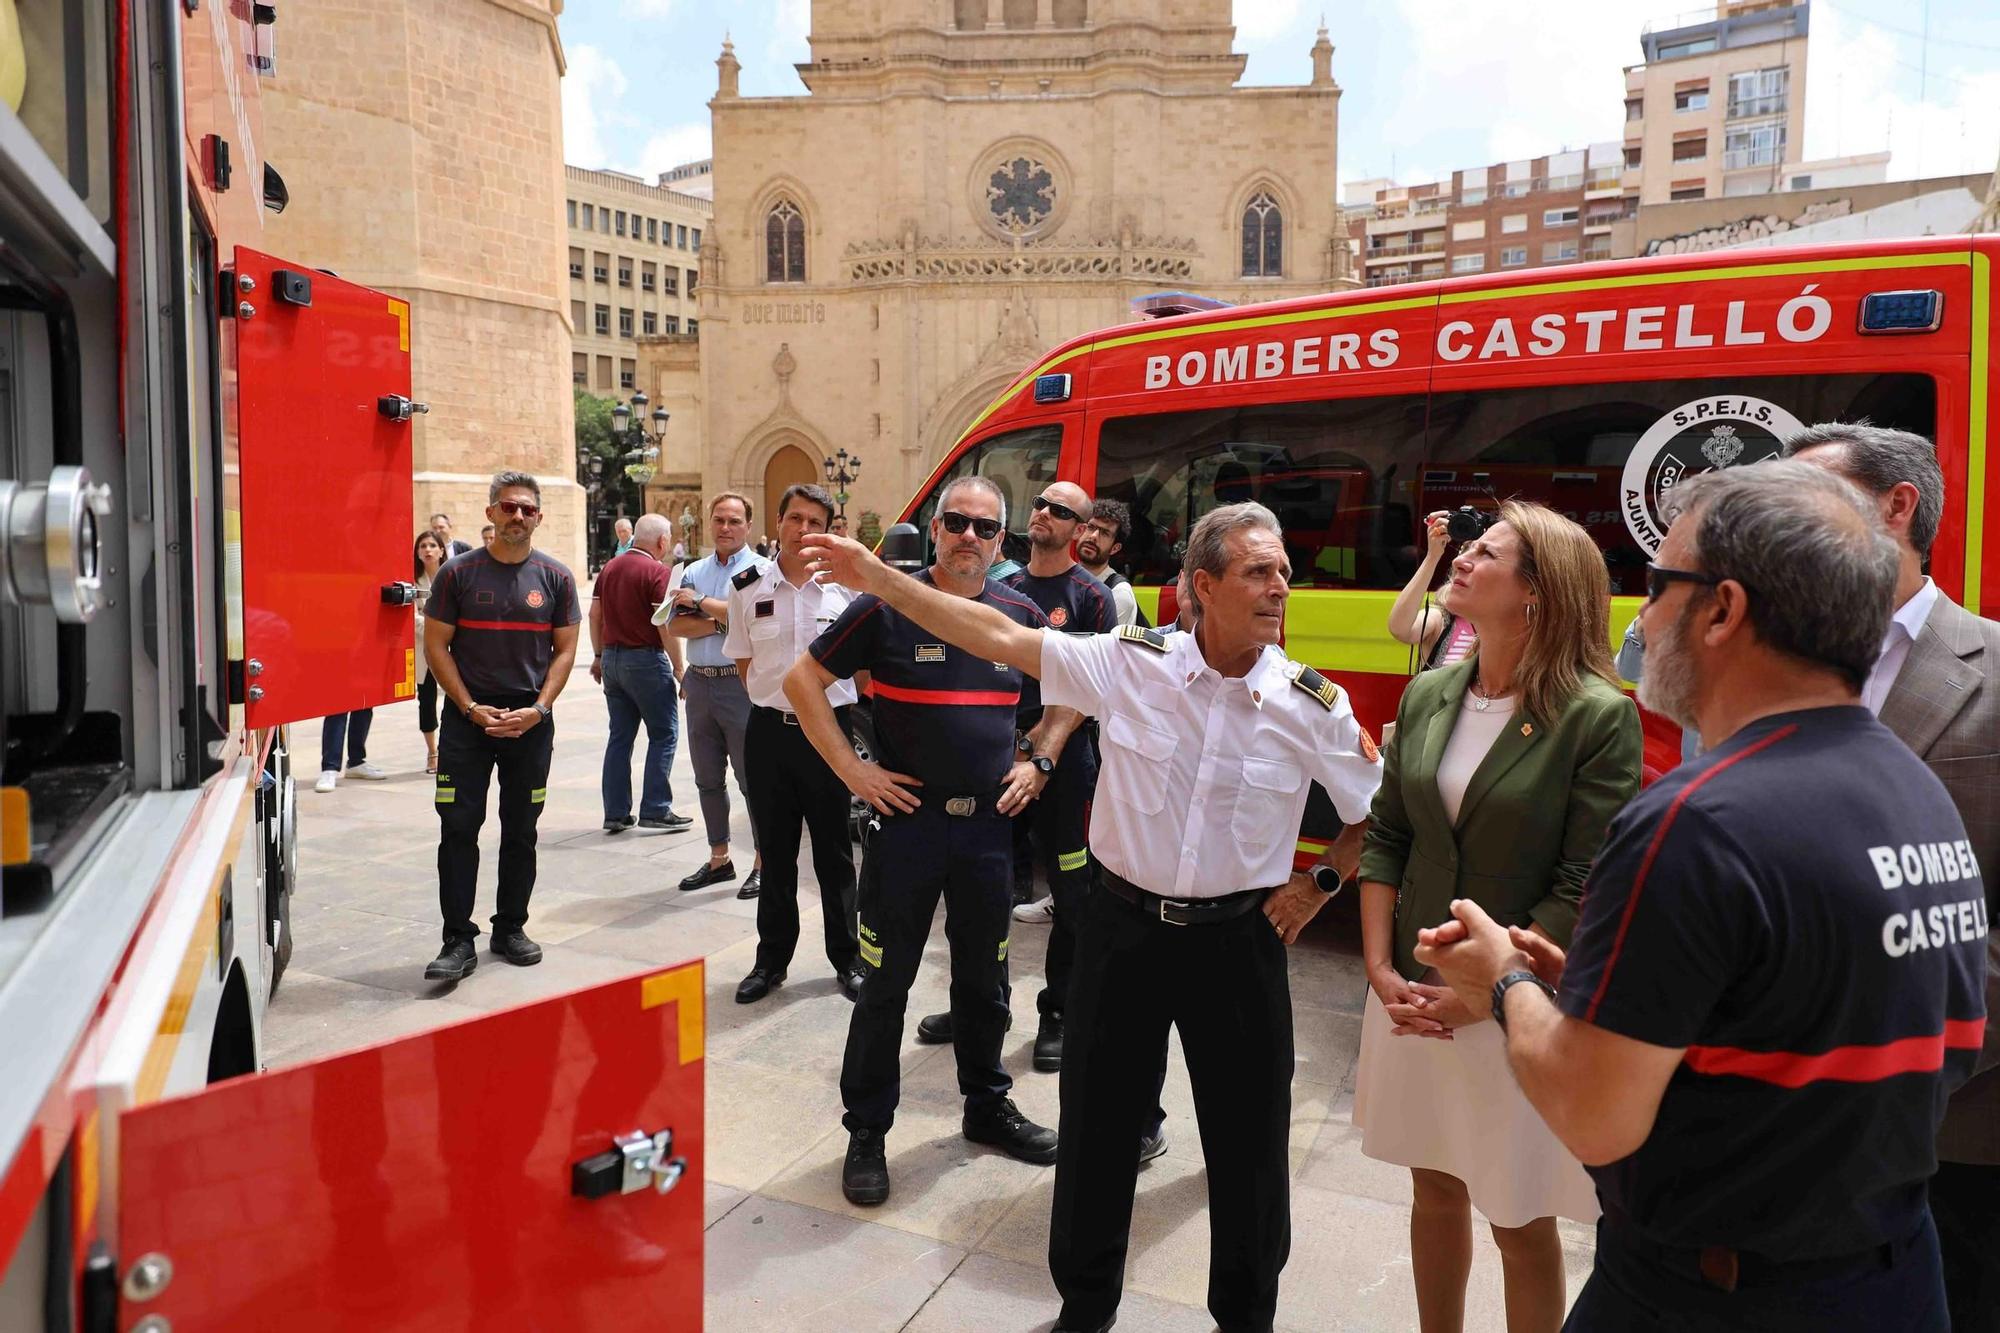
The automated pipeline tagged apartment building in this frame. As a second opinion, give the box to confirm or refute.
[566,165,712,396]
[1623,2,1811,205]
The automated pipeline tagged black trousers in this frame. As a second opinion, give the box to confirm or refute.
[1029,745,1096,1017]
[840,802,1013,1133]
[435,703,554,944]
[1930,1159,2000,1333]
[1050,883,1293,1333]
[416,675,439,735]
[747,706,858,976]
[1564,1211,1946,1332]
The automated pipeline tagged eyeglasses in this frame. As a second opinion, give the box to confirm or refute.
[939,510,1004,541]
[1645,563,1723,602]
[1032,495,1081,523]
[495,500,541,519]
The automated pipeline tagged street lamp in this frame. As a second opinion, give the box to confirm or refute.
[821,447,861,518]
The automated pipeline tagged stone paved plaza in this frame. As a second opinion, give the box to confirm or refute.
[269,653,1594,1331]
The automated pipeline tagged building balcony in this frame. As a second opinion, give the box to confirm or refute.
[1364,240,1446,264]
[1724,147,1783,170]
[1365,272,1416,288]
[1727,95,1787,120]
[1584,222,1616,236]
[1582,245,1615,262]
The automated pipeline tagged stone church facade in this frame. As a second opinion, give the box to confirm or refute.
[698,0,1351,531]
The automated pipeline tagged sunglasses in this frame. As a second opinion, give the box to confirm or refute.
[495,500,541,518]
[1032,495,1081,523]
[939,510,1004,541]
[1645,563,1723,602]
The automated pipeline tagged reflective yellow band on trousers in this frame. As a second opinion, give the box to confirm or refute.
[1058,848,1089,872]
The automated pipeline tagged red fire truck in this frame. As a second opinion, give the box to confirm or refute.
[897,237,1996,856]
[1,5,701,1328]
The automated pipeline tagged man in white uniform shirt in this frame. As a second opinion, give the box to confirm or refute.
[804,501,1381,1333]
[724,483,865,1005]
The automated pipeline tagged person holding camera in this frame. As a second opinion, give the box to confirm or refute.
[1390,509,1481,672]
[1355,500,1643,1332]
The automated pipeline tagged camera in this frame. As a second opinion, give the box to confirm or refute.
[1445,506,1497,544]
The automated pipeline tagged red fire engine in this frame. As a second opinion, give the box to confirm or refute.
[896,236,1997,856]
[1,5,702,1328]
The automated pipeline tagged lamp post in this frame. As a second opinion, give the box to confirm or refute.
[821,447,861,519]
[605,390,668,566]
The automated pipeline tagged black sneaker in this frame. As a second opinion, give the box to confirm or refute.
[1138,1129,1168,1165]
[424,937,478,981]
[603,815,638,834]
[1033,1014,1064,1072]
[841,1128,890,1206]
[963,1097,1058,1164]
[638,813,693,833]
[490,930,543,966]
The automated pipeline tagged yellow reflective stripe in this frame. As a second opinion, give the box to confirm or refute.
[858,940,883,967]
[997,937,1010,962]
[1057,848,1089,872]
[530,787,547,804]
[1295,838,1330,856]
[1967,251,1988,614]
[1438,250,1971,305]
[434,787,455,804]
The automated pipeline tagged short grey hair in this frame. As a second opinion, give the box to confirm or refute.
[938,475,1007,528]
[614,516,634,535]
[1779,421,1945,557]
[633,512,670,545]
[1664,459,1898,693]
[489,469,540,504]
[1183,502,1282,618]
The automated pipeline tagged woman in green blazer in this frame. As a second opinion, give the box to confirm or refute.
[1352,501,1643,1333]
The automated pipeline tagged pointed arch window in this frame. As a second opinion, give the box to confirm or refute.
[1241,191,1283,278]
[766,198,806,283]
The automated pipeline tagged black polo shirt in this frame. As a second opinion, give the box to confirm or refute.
[425,547,580,702]
[809,572,1048,792]
[1559,707,1986,1261]
[1004,563,1114,742]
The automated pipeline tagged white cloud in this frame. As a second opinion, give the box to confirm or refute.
[635,123,714,178]
[1235,0,1303,47]
[1804,4,2000,180]
[620,0,675,16]
[562,44,631,168]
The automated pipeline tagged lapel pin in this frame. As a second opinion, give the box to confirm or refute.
[1520,723,1533,737]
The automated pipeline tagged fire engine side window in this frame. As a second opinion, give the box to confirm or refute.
[1422,373,1936,596]
[1095,395,1429,589]
[910,424,1062,565]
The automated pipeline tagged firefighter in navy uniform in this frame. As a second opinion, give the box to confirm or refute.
[785,475,1080,1206]
[799,502,1380,1333]
[421,472,581,980]
[915,480,1111,1072]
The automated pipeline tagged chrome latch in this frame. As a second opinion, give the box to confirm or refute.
[376,394,429,422]
[572,1128,687,1199]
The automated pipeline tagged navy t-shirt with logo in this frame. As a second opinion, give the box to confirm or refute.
[809,572,1048,792]
[425,547,581,702]
[1559,706,1986,1261]
[1004,564,1114,743]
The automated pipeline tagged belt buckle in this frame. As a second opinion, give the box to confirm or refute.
[1158,898,1189,926]
[782,712,800,726]
[944,796,976,817]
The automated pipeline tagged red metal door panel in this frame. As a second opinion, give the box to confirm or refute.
[235,247,417,729]
[117,962,705,1331]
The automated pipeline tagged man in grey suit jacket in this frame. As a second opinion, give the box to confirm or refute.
[1788,423,2000,1333]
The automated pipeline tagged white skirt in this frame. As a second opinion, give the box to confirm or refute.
[1351,989,1600,1229]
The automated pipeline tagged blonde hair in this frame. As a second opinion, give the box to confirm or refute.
[1474,500,1620,723]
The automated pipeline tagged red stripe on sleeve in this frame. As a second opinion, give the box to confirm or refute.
[1583,724,1798,1024]
[1683,1017,1987,1088]
[869,680,1020,707]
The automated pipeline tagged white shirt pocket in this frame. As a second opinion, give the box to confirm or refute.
[1231,754,1304,843]
[1101,711,1176,815]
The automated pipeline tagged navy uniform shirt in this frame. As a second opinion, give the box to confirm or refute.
[810,572,1048,792]
[425,547,580,701]
[1559,706,1986,1261]
[1004,563,1115,747]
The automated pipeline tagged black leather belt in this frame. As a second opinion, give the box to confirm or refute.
[1599,1210,1910,1293]
[685,665,735,678]
[754,705,802,725]
[1099,869,1271,926]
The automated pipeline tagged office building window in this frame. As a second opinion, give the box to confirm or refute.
[1542,240,1578,262]
[692,228,702,251]
[616,210,626,236]
[567,199,578,226]
[663,316,680,335]
[1670,185,1706,201]
[1451,254,1484,273]
[641,262,656,293]
[594,304,610,335]
[618,308,633,338]
[1728,67,1789,119]
[1624,98,1643,121]
[1624,147,1642,169]
[1500,246,1528,267]
[570,299,585,328]
[596,354,612,388]
[593,251,609,283]
[620,359,635,390]
[1542,207,1579,226]
[1500,214,1527,234]
[1675,87,1709,112]
[642,311,656,335]
[572,352,587,385]
[687,318,699,337]
[647,218,658,243]
[677,224,688,248]
[687,269,698,295]
[663,266,680,296]
[617,259,632,288]
[581,203,594,229]
[1672,136,1707,163]
[568,246,584,279]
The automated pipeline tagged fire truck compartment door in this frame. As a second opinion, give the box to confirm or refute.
[234,247,417,730]
[115,961,705,1331]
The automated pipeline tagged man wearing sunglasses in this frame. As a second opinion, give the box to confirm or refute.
[785,475,1072,1207]
[913,482,1110,1077]
[421,472,581,981]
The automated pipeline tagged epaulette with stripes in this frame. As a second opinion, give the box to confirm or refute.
[1114,625,1169,652]
[1291,663,1341,711]
[731,565,762,590]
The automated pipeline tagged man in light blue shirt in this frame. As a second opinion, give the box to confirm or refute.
[665,493,767,896]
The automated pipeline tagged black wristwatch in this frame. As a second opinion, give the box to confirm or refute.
[1309,864,1344,897]
[534,702,552,722]
[1491,969,1557,1030]
[1031,755,1055,776]
[1015,733,1034,756]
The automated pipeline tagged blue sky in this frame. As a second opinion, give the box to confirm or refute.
[559,0,2000,192]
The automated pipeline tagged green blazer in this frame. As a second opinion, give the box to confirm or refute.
[1360,660,1643,981]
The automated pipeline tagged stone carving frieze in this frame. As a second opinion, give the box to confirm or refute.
[842,234,1199,285]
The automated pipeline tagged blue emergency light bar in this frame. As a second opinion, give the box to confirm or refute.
[1858,290,1943,334]
[1033,373,1072,404]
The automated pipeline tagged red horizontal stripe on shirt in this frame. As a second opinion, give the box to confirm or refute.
[1683,1017,1987,1088]
[869,680,1019,707]
[455,619,549,632]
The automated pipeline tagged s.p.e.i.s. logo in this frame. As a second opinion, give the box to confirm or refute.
[1620,396,1805,556]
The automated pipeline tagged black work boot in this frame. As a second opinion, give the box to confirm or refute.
[1033,1013,1064,1072]
[914,1011,954,1044]
[842,1128,890,1206]
[963,1098,1058,1164]
[490,929,543,966]
[424,937,478,982]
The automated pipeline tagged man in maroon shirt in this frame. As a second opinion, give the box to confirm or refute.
[589,513,694,836]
